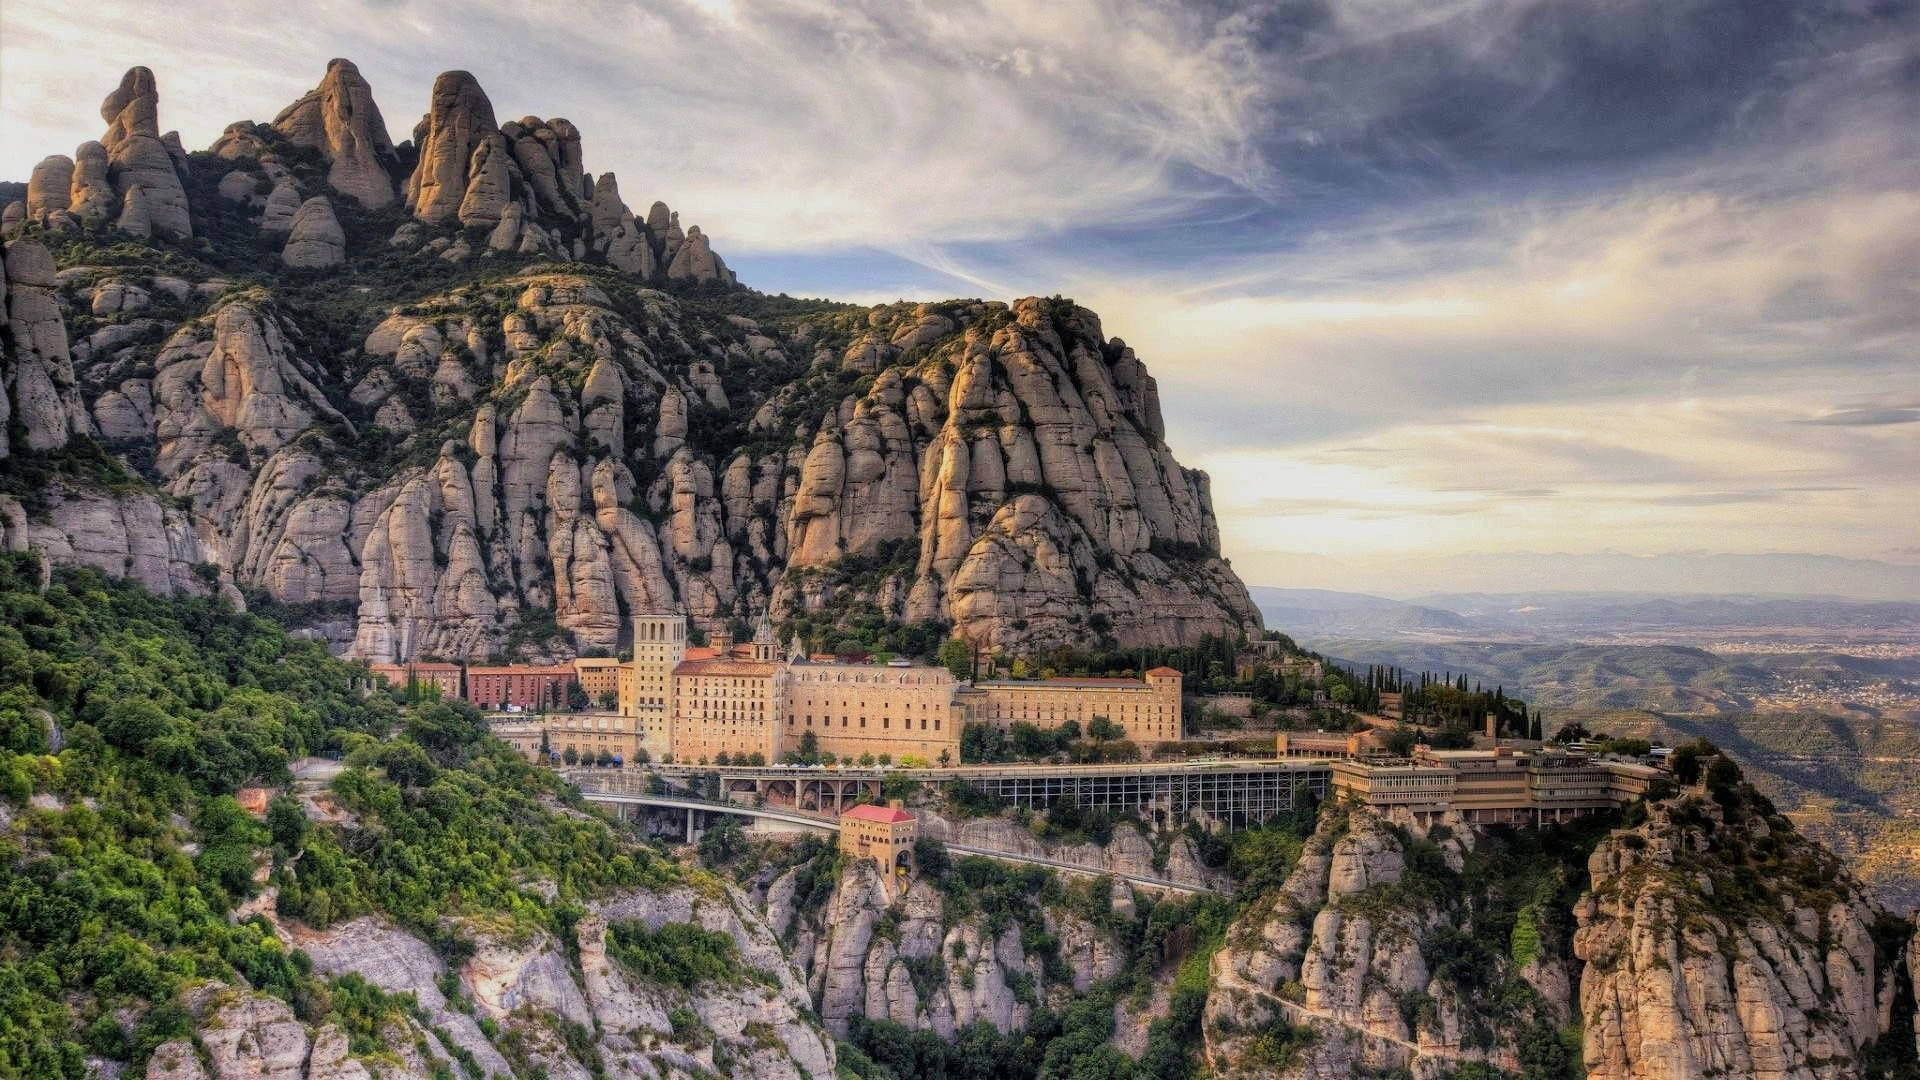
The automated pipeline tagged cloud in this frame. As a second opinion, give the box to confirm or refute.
[1800,406,1920,426]
[3,0,1914,596]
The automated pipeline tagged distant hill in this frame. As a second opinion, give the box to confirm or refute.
[1412,591,1920,635]
[1309,637,1920,712]
[1249,587,1475,637]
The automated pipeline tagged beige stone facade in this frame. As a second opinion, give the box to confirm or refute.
[672,656,783,764]
[595,614,1190,766]
[495,712,649,765]
[1276,729,1383,758]
[966,667,1183,746]
[786,659,962,765]
[573,656,621,707]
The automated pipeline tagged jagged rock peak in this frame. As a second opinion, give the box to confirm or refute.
[406,69,501,223]
[503,114,586,219]
[100,65,161,142]
[271,58,399,209]
[97,65,191,240]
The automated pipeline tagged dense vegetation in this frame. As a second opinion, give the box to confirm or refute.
[0,555,679,1076]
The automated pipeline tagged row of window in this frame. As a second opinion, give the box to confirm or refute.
[789,714,941,731]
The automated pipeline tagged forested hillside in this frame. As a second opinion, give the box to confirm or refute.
[0,553,789,1077]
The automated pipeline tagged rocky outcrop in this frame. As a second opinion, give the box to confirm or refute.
[3,64,1251,661]
[26,155,74,223]
[775,854,1132,1041]
[271,59,399,209]
[1202,809,1541,1078]
[918,809,1227,891]
[276,877,835,1080]
[68,141,117,224]
[281,197,346,269]
[1574,786,1905,1080]
[404,70,499,224]
[98,67,191,241]
[3,239,88,454]
[666,225,731,284]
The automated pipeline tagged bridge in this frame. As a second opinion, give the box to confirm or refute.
[573,757,1334,832]
[566,771,1223,895]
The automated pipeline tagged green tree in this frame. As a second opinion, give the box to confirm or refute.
[937,638,973,681]
[266,794,308,854]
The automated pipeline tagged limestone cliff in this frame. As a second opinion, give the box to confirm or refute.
[0,62,1259,660]
[1203,790,1920,1080]
[1202,808,1577,1078]
[1574,785,1910,1080]
[756,829,1187,1044]
[144,880,835,1080]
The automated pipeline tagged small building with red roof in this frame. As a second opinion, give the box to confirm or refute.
[840,800,917,895]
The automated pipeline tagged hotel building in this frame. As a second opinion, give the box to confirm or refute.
[1331,745,1660,827]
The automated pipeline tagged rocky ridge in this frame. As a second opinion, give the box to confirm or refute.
[757,830,1193,1046]
[1574,787,1909,1080]
[1201,785,1920,1080]
[0,61,1259,659]
[144,880,834,1080]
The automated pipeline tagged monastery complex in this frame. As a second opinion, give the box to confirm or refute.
[463,612,1184,766]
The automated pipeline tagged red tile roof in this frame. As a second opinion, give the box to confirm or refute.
[842,804,914,824]
[1145,667,1183,677]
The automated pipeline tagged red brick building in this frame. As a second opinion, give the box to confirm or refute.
[465,665,577,711]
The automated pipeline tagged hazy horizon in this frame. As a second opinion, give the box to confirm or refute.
[5,0,1914,596]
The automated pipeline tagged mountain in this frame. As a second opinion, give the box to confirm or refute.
[1249,586,1474,637]
[0,61,1259,661]
[3,521,1917,1080]
[1412,592,1920,636]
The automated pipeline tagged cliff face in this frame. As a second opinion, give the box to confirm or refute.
[144,880,835,1080]
[1573,789,1906,1080]
[0,62,1259,659]
[757,824,1189,1043]
[1202,808,1578,1078]
[1203,792,1920,1080]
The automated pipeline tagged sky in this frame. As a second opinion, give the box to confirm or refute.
[4,0,1918,599]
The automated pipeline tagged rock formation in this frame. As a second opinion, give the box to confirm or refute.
[67,141,117,223]
[1574,784,1902,1079]
[3,239,87,453]
[26,155,73,223]
[405,70,499,224]
[765,834,1145,1041]
[98,66,192,240]
[1202,781,1920,1080]
[1202,809,1542,1077]
[282,196,347,268]
[271,58,400,209]
[0,61,1252,662]
[139,875,835,1080]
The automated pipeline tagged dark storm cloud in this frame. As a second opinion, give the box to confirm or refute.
[1241,0,1916,195]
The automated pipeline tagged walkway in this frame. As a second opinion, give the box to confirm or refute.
[572,780,1222,896]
